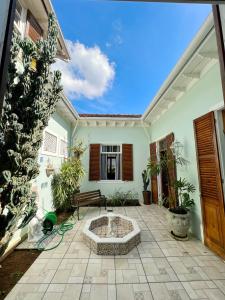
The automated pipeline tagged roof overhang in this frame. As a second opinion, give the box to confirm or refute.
[78,116,149,128]
[142,13,218,124]
[56,93,79,125]
[20,0,70,61]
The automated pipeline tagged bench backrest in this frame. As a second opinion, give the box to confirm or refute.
[73,190,102,204]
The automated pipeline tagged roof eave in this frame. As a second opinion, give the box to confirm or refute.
[142,13,214,121]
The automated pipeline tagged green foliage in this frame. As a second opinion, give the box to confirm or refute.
[70,141,87,159]
[0,14,62,252]
[108,189,139,206]
[52,158,85,211]
[173,177,196,211]
[142,170,149,191]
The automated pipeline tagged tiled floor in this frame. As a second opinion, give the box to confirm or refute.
[6,205,225,300]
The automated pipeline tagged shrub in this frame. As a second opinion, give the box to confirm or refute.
[108,190,139,206]
[51,157,85,211]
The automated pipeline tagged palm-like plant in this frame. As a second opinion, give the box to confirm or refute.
[173,178,195,212]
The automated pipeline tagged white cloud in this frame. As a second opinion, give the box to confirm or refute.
[54,40,115,100]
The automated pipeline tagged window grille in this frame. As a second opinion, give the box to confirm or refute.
[43,132,57,153]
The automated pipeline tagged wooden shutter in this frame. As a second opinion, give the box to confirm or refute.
[166,133,177,207]
[26,11,43,42]
[89,144,100,181]
[194,111,225,259]
[150,142,158,204]
[122,144,133,181]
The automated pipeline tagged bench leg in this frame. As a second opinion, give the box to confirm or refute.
[77,206,80,220]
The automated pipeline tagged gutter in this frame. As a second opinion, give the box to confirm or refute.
[61,93,79,121]
[142,13,214,121]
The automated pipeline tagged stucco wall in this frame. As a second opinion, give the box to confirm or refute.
[149,63,224,240]
[74,126,150,202]
[34,110,72,212]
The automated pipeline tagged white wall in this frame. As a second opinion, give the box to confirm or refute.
[34,111,72,212]
[149,63,224,240]
[75,126,150,202]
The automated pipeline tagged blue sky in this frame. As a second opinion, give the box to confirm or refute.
[52,0,211,114]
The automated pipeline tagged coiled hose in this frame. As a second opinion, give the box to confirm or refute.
[37,214,80,251]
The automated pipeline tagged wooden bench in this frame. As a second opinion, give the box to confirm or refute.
[72,190,107,220]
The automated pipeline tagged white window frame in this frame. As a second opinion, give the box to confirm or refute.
[42,129,58,157]
[14,1,27,38]
[59,138,68,158]
[100,144,122,182]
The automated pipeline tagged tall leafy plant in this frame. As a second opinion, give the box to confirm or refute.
[52,145,85,211]
[0,14,62,254]
[173,178,195,213]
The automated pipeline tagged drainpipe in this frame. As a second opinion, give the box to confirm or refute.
[71,119,79,145]
[141,120,151,142]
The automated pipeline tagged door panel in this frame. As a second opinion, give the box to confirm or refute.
[194,111,225,259]
[150,142,158,204]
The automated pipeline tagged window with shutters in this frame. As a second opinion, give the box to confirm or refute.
[42,131,57,155]
[14,1,27,37]
[26,11,43,42]
[100,145,122,180]
[59,139,68,158]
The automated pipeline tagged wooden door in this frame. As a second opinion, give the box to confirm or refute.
[150,142,158,204]
[194,111,225,259]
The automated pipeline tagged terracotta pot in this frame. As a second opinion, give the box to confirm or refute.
[167,209,190,239]
[142,191,151,205]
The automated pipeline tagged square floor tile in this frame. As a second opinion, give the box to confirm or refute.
[115,258,147,284]
[51,258,88,283]
[157,241,190,257]
[150,282,190,300]
[38,242,70,259]
[80,284,116,300]
[43,283,82,300]
[85,258,115,284]
[117,283,153,300]
[141,231,155,242]
[138,242,164,258]
[182,280,225,299]
[142,257,178,282]
[18,258,61,284]
[64,241,90,259]
[150,230,174,241]
[168,256,225,281]
[5,283,48,300]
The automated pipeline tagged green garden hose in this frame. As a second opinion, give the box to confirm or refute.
[37,213,81,251]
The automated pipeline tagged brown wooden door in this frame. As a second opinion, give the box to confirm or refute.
[194,111,225,259]
[150,142,158,204]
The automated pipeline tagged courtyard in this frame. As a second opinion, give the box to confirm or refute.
[5,205,225,300]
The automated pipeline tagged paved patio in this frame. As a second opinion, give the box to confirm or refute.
[6,205,225,300]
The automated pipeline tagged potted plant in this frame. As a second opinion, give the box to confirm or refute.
[167,177,195,239]
[142,170,151,205]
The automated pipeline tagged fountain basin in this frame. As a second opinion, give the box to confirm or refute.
[82,213,141,255]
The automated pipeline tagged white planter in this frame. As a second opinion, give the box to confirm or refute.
[167,209,190,239]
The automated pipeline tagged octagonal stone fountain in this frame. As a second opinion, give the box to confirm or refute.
[82,213,141,255]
